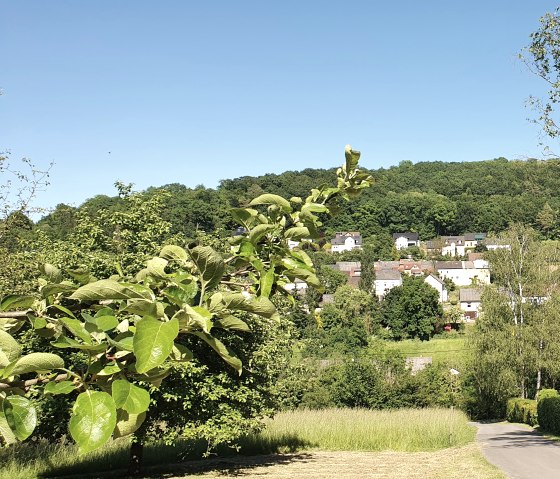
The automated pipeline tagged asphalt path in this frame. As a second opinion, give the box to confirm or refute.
[475,421,560,479]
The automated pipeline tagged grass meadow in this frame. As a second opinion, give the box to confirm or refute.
[383,335,470,366]
[0,407,493,478]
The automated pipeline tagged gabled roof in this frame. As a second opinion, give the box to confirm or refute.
[426,274,444,285]
[331,232,363,245]
[374,261,400,270]
[334,261,361,271]
[464,232,486,241]
[392,232,419,241]
[376,269,402,281]
[460,288,482,302]
[435,261,463,270]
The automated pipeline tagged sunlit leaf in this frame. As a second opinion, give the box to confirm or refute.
[69,390,116,454]
[112,379,150,414]
[133,317,179,374]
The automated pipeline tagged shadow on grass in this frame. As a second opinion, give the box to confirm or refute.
[18,433,315,478]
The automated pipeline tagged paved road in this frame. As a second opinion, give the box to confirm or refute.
[475,422,560,479]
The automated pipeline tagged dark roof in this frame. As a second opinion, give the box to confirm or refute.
[374,261,400,270]
[435,261,463,270]
[376,269,402,281]
[334,261,361,271]
[392,232,419,241]
[460,289,482,302]
[331,232,363,245]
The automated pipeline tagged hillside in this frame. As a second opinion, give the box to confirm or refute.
[37,157,560,243]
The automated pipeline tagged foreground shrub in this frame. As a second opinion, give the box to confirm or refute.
[537,389,560,434]
[537,388,559,402]
[506,398,537,426]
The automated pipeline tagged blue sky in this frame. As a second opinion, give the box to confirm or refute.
[1,1,559,210]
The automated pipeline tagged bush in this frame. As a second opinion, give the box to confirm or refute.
[537,388,559,402]
[506,398,538,426]
[537,389,560,434]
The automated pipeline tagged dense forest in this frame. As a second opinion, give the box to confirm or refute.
[32,156,560,246]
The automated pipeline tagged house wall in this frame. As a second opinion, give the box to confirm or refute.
[438,267,490,286]
[374,279,402,299]
[424,276,448,302]
[460,300,480,320]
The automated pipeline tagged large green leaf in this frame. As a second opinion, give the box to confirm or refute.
[69,390,117,454]
[0,396,17,445]
[230,207,258,226]
[146,257,168,279]
[84,314,118,332]
[159,245,189,263]
[41,283,77,298]
[162,282,198,307]
[4,396,36,441]
[51,336,107,353]
[66,267,96,285]
[248,224,276,243]
[113,410,146,439]
[260,267,275,297]
[0,295,35,311]
[111,379,150,414]
[170,343,193,362]
[122,299,159,318]
[60,318,92,344]
[70,280,154,301]
[192,332,242,375]
[133,317,179,374]
[344,144,361,173]
[214,315,250,332]
[209,292,278,319]
[284,226,311,240]
[44,381,76,395]
[188,246,225,293]
[0,330,21,368]
[10,353,64,376]
[249,193,292,213]
[174,305,213,333]
[39,263,63,283]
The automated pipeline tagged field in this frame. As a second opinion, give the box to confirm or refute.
[383,335,470,366]
[0,408,504,479]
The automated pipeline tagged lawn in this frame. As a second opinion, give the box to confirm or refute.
[383,334,470,366]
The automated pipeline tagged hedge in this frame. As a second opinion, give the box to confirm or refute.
[537,389,560,434]
[506,398,538,426]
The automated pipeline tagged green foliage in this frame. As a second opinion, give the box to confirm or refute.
[0,147,373,455]
[537,393,560,434]
[381,276,443,340]
[537,388,559,402]
[506,398,538,426]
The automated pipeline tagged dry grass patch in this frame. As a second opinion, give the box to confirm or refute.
[164,444,505,479]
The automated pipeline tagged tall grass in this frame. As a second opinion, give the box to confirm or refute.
[0,408,475,478]
[243,408,475,452]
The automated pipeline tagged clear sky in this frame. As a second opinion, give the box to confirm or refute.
[1,1,559,211]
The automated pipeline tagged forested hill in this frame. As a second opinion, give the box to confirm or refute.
[38,157,560,242]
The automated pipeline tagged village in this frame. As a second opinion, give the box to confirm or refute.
[288,231,512,323]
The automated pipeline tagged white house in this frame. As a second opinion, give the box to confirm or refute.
[435,261,490,286]
[441,236,467,257]
[459,288,482,321]
[393,232,420,250]
[484,238,511,250]
[424,274,448,303]
[283,278,308,294]
[331,232,363,253]
[374,269,402,299]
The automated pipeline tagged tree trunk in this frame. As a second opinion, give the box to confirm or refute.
[536,368,542,394]
[128,441,144,476]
